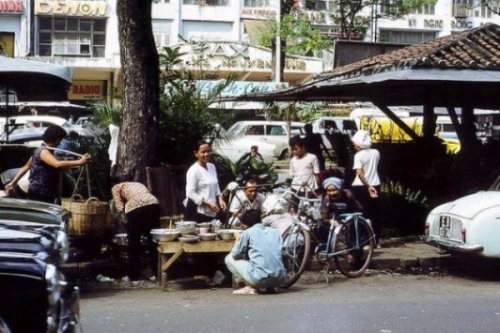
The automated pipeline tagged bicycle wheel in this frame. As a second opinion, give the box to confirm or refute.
[334,216,375,278]
[280,225,311,288]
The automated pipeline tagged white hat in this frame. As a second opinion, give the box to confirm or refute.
[351,130,372,149]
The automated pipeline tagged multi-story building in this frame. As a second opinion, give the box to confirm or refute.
[1,0,499,104]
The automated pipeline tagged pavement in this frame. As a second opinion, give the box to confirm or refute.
[62,238,457,292]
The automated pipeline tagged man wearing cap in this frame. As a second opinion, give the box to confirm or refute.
[351,130,382,247]
[225,208,287,295]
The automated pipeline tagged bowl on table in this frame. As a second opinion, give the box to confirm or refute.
[217,230,235,241]
[150,229,180,242]
[178,234,200,243]
[199,233,217,241]
[175,221,197,234]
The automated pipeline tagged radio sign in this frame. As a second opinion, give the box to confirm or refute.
[68,81,104,100]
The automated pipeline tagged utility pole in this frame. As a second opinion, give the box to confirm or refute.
[275,0,281,83]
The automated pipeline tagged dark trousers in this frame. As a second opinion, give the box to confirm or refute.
[28,191,57,204]
[352,185,381,243]
[126,204,160,280]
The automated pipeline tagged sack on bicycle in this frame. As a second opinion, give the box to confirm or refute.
[261,194,293,237]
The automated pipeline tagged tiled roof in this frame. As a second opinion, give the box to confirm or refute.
[317,23,500,81]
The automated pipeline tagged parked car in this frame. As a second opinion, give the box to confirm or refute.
[219,120,306,160]
[310,116,358,136]
[0,198,81,332]
[0,198,71,230]
[423,175,500,257]
[0,127,45,146]
[212,137,277,164]
[2,115,88,137]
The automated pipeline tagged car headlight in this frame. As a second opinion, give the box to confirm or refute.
[45,265,67,333]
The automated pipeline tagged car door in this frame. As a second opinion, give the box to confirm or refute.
[263,124,288,158]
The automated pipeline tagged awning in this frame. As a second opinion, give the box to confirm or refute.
[0,56,74,102]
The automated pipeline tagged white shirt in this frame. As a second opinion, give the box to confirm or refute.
[185,162,221,217]
[229,190,265,214]
[290,153,320,192]
[352,148,380,187]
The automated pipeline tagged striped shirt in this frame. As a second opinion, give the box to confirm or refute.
[112,182,159,214]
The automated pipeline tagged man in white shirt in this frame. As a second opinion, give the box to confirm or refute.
[229,179,265,227]
[289,135,320,196]
[351,130,381,246]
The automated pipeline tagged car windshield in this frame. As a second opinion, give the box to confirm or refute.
[227,122,246,137]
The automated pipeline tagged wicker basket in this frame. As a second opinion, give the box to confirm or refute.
[61,195,111,238]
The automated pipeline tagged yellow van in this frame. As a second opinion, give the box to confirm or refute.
[359,115,460,153]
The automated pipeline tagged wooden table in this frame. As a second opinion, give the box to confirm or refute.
[157,239,235,291]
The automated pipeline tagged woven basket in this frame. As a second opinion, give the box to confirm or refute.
[61,195,111,238]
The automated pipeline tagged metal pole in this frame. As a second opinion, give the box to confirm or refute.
[275,0,281,83]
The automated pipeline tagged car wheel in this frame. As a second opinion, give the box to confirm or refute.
[279,148,289,160]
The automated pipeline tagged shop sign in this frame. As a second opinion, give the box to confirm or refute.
[195,80,288,97]
[451,20,474,30]
[35,0,107,17]
[68,80,104,100]
[0,0,23,14]
[241,8,276,16]
[424,19,443,29]
[190,43,307,71]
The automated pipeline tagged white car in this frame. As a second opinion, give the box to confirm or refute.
[423,176,500,257]
[222,120,306,160]
[212,137,276,164]
[3,115,87,136]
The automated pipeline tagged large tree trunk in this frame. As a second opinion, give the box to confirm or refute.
[116,0,160,183]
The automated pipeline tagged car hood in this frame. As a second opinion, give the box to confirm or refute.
[213,137,276,150]
[0,198,70,225]
[431,190,500,219]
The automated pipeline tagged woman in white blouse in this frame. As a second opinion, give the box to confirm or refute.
[184,140,227,223]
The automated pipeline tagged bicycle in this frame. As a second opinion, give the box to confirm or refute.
[279,188,376,288]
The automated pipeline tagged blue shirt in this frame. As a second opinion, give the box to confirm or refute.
[230,223,287,287]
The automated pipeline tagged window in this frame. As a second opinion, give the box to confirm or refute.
[473,4,493,18]
[379,30,437,44]
[183,0,228,5]
[379,0,403,15]
[452,0,473,17]
[243,0,269,7]
[267,125,285,136]
[152,20,172,50]
[38,17,106,58]
[247,125,264,135]
[410,4,435,15]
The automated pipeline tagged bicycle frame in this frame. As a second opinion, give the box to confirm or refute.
[324,212,372,259]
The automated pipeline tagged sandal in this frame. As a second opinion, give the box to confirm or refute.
[232,286,258,295]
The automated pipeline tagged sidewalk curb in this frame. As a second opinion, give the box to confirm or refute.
[65,241,452,292]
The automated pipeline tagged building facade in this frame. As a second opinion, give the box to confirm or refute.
[1,0,499,103]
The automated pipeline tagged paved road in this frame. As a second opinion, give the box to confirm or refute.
[79,270,500,333]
